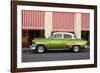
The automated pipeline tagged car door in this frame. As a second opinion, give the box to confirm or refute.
[63,34,73,49]
[48,34,65,49]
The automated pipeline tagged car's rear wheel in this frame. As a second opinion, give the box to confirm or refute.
[72,45,80,52]
[35,45,45,53]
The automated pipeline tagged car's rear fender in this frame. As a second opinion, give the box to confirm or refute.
[65,39,87,48]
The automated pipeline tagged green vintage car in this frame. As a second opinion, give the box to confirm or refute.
[30,32,88,53]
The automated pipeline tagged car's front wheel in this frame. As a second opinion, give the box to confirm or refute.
[35,45,45,53]
[72,45,80,52]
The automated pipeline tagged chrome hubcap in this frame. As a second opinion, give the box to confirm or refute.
[73,46,79,52]
[38,46,44,53]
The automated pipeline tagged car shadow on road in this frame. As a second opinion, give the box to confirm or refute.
[22,49,89,54]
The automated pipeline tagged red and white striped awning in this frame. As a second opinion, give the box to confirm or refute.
[22,10,44,30]
[81,13,90,31]
[22,10,90,32]
[52,12,74,32]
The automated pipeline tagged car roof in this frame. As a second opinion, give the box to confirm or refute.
[52,32,74,36]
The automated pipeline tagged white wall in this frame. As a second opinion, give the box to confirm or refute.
[0,0,99,73]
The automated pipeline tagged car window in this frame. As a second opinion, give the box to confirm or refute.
[64,34,72,39]
[53,34,62,39]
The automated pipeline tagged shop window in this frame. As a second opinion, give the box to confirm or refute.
[81,31,90,44]
[22,30,44,48]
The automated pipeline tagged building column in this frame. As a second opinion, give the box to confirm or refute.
[44,12,52,38]
[74,13,81,39]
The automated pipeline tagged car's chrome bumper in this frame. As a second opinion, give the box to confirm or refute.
[30,44,36,50]
[84,45,89,48]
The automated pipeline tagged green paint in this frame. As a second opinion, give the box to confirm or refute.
[32,38,87,50]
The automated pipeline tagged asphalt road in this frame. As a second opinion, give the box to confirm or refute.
[22,48,90,62]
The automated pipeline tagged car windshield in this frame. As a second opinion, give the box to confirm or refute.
[48,34,53,39]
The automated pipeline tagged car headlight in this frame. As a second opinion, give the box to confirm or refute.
[30,43,36,48]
